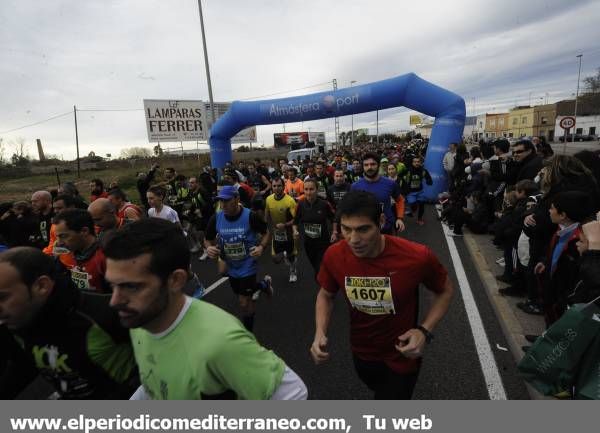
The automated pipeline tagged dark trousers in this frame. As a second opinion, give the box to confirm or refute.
[305,242,327,276]
[502,245,515,277]
[353,355,420,400]
[411,202,425,220]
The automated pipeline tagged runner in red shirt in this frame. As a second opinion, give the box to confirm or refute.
[107,189,143,222]
[54,209,110,293]
[310,190,454,399]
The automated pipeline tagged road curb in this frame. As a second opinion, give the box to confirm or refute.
[463,232,549,400]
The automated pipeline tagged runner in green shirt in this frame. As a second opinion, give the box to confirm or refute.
[103,218,307,400]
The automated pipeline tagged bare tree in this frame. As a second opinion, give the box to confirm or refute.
[11,137,28,158]
[583,67,600,94]
[0,137,5,164]
[120,146,152,159]
[9,137,30,166]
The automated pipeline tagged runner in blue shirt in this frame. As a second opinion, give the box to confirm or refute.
[351,153,406,235]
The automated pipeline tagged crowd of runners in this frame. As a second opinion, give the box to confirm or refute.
[3,135,599,400]
[0,137,457,400]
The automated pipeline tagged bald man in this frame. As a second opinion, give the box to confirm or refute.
[31,191,54,249]
[88,198,126,236]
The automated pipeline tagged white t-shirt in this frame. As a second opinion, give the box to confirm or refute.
[148,205,180,224]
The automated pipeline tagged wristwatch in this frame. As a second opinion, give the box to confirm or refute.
[416,325,434,344]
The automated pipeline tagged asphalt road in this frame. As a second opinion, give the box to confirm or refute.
[195,207,531,400]
[550,140,599,155]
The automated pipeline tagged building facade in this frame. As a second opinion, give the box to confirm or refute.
[484,113,509,138]
[532,104,557,141]
[463,116,477,140]
[507,106,534,138]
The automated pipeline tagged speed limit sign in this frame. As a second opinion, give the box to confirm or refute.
[559,116,576,130]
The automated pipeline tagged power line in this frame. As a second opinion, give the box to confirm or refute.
[0,111,72,134]
[77,108,143,112]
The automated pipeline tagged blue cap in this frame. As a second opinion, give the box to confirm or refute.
[215,185,239,200]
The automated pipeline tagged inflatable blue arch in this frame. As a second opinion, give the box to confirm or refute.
[209,73,465,200]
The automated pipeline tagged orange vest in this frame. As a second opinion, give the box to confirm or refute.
[43,224,77,269]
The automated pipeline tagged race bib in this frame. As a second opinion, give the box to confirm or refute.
[71,268,91,290]
[410,176,421,189]
[344,276,395,315]
[274,229,288,242]
[40,221,48,242]
[223,242,246,260]
[304,223,322,239]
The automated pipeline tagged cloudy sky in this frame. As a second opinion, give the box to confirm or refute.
[1,0,599,160]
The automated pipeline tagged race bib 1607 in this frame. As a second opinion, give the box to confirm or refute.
[344,276,395,315]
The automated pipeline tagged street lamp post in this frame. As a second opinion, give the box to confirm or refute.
[197,0,216,126]
[376,110,379,145]
[572,54,583,144]
[350,80,356,146]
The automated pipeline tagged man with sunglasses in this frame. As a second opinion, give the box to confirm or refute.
[508,139,543,185]
[204,186,273,332]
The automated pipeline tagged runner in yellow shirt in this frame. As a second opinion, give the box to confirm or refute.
[265,177,299,283]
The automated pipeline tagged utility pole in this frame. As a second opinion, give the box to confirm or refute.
[333,78,339,149]
[573,54,583,144]
[350,80,356,147]
[376,110,379,144]
[198,0,216,126]
[73,105,80,178]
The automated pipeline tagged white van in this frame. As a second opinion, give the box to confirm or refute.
[286,147,321,162]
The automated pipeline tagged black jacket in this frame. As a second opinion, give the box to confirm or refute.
[507,153,543,185]
[569,250,600,307]
[0,263,138,399]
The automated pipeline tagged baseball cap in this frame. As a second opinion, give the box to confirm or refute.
[215,185,239,200]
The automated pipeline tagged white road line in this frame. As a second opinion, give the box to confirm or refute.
[203,276,229,296]
[438,215,508,400]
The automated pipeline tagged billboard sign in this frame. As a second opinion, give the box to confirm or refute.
[144,99,206,142]
[308,131,326,145]
[274,132,309,148]
[204,102,257,143]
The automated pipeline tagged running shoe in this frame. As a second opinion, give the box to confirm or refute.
[498,286,525,297]
[525,334,540,343]
[495,274,514,284]
[289,270,298,283]
[516,301,543,315]
[262,275,274,297]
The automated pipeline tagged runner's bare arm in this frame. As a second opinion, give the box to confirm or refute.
[396,276,454,358]
[311,288,336,364]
